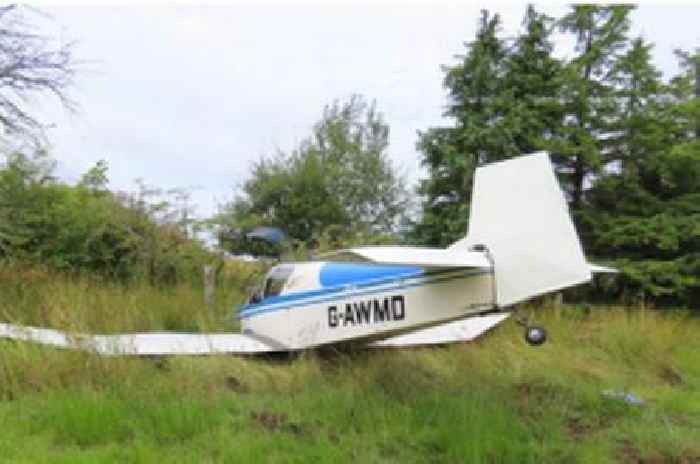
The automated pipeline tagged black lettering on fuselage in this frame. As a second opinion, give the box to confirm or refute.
[373,298,390,322]
[327,295,405,328]
[391,295,405,320]
[343,303,355,326]
[328,306,338,327]
[354,301,372,324]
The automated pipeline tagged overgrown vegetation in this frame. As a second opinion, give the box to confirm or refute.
[1,304,698,463]
[0,260,263,333]
[0,152,216,285]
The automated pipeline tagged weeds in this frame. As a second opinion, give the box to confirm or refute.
[0,268,698,462]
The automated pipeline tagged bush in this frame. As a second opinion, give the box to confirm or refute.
[0,153,214,285]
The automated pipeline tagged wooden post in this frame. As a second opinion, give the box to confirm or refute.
[204,265,216,312]
[553,292,563,309]
[204,261,225,312]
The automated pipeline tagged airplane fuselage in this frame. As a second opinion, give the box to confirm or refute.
[239,265,495,350]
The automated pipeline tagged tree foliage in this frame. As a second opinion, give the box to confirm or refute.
[413,5,700,307]
[0,152,212,284]
[549,5,634,208]
[412,8,562,246]
[583,48,700,305]
[215,95,407,254]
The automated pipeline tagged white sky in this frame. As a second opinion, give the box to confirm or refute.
[35,2,699,218]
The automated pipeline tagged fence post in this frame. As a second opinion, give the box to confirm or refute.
[553,292,563,309]
[204,265,216,312]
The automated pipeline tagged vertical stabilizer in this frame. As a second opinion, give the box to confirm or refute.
[450,152,590,307]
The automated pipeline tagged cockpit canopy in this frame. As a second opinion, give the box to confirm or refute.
[262,264,294,298]
[248,264,292,304]
[247,263,316,305]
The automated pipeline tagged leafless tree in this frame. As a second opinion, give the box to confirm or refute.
[0,4,76,149]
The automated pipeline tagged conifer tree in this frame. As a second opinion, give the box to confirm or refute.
[549,5,634,209]
[412,10,507,246]
[409,5,699,306]
[500,5,563,156]
[608,37,664,173]
[585,48,700,305]
[412,7,562,246]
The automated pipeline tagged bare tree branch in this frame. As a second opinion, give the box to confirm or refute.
[0,4,77,150]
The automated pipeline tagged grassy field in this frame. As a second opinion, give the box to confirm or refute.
[0,265,699,463]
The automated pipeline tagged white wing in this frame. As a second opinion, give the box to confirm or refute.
[1,316,507,354]
[0,322,276,355]
[318,246,491,269]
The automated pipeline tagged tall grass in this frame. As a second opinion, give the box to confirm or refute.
[0,260,264,333]
[0,267,698,462]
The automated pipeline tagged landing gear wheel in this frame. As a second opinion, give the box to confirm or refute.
[525,326,547,346]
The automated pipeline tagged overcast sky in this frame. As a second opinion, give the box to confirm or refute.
[37,2,698,218]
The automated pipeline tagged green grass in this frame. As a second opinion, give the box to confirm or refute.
[0,267,699,462]
[0,261,262,333]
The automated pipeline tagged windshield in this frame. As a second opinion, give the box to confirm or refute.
[264,265,293,297]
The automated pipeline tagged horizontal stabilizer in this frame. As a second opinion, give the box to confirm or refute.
[318,246,491,269]
[371,313,509,347]
[590,263,617,273]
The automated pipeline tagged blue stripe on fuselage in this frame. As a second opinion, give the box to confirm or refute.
[319,263,422,287]
[237,267,488,320]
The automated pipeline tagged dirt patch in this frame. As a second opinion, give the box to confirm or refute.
[224,375,248,393]
[515,381,564,407]
[251,411,308,436]
[566,417,592,440]
[658,365,684,386]
[618,441,700,464]
[619,441,655,464]
[252,411,288,431]
[565,411,623,441]
[147,356,170,371]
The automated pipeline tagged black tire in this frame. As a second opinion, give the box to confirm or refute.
[525,326,547,346]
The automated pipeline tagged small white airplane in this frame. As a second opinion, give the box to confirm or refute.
[0,152,611,356]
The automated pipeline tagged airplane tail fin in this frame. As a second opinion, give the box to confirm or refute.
[449,152,591,307]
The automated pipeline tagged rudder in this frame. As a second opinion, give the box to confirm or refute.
[450,152,591,307]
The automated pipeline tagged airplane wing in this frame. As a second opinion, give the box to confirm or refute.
[0,322,277,355]
[370,313,510,347]
[1,316,508,355]
[318,246,491,269]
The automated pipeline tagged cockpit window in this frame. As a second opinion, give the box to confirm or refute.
[262,265,294,298]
